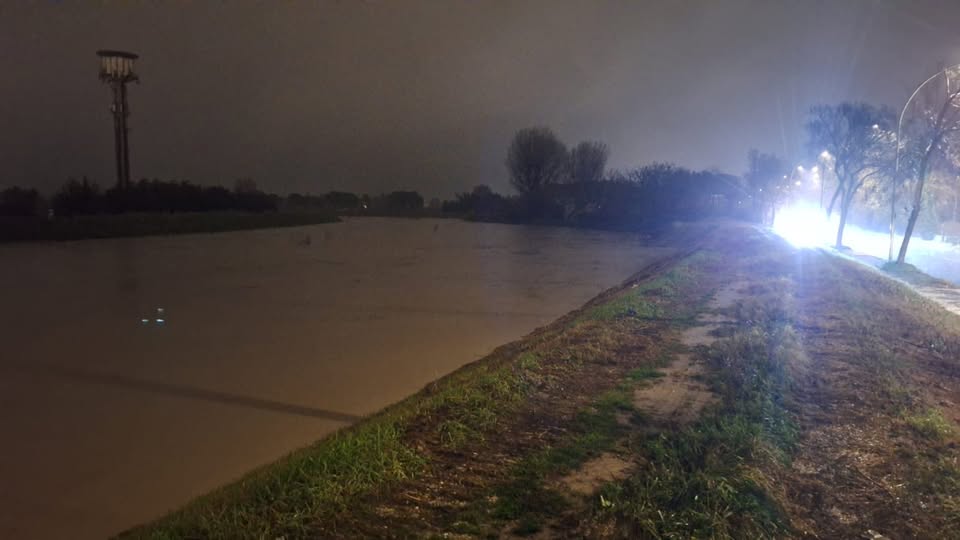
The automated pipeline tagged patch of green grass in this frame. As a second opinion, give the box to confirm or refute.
[129,353,536,537]
[580,251,713,323]
[905,408,955,441]
[878,374,914,413]
[627,366,666,382]
[906,453,960,534]
[122,418,424,539]
[517,352,541,371]
[451,387,635,536]
[574,251,720,326]
[438,419,471,448]
[584,288,661,321]
[945,494,960,536]
[430,367,528,449]
[595,388,634,411]
[594,319,800,538]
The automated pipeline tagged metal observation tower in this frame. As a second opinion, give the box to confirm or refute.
[96,50,139,190]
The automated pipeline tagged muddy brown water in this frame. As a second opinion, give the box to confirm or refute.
[0,217,675,539]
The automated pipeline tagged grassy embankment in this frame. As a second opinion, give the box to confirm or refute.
[122,223,960,538]
[0,211,339,242]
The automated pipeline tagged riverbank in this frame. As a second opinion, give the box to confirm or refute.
[120,223,960,538]
[0,211,339,242]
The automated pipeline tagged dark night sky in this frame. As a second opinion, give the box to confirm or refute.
[2,1,960,198]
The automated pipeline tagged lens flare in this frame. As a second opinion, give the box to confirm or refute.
[772,203,832,248]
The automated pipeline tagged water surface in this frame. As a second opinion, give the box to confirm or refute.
[0,217,674,538]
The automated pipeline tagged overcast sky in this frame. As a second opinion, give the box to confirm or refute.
[2,1,960,198]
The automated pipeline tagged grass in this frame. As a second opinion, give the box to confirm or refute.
[627,366,666,381]
[583,287,661,321]
[123,351,536,538]
[586,259,801,539]
[905,408,955,441]
[487,386,634,535]
[126,416,424,539]
[595,326,799,539]
[580,254,709,323]
[431,366,529,449]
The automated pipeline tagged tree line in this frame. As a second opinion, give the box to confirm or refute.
[445,127,762,229]
[0,178,433,219]
[0,177,279,217]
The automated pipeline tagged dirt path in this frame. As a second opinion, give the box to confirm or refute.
[559,280,746,506]
[631,281,743,426]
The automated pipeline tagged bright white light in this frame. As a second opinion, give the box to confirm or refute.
[772,202,832,248]
[794,180,802,186]
[811,166,819,173]
[776,200,960,262]
[820,150,831,160]
[797,165,805,172]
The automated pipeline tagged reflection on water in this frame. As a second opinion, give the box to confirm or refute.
[141,307,166,325]
[0,217,674,539]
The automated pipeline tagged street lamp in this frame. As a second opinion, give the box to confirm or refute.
[890,64,960,260]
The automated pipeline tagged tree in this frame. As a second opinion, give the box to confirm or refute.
[385,190,424,211]
[53,177,103,216]
[743,149,787,225]
[0,186,41,217]
[506,127,569,194]
[324,191,360,210]
[805,103,895,248]
[234,178,259,194]
[570,141,608,184]
[896,68,960,263]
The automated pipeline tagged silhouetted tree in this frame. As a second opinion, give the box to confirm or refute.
[0,186,41,217]
[234,178,259,194]
[570,141,608,184]
[806,103,895,248]
[385,190,424,211]
[325,191,361,211]
[53,177,103,216]
[506,127,569,195]
[443,184,511,220]
[744,149,787,225]
[896,68,960,263]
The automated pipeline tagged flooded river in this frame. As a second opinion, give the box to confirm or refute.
[0,217,674,539]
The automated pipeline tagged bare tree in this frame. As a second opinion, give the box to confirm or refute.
[743,149,786,225]
[806,103,895,248]
[896,68,960,263]
[506,127,569,195]
[570,141,608,184]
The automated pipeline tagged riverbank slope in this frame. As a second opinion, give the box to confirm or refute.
[122,222,960,538]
